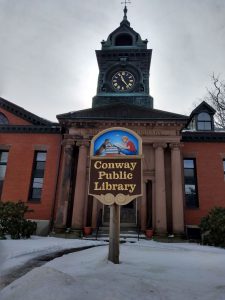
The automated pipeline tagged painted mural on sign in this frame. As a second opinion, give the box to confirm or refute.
[93,129,139,156]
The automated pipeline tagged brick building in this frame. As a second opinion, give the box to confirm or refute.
[0,98,61,234]
[0,8,225,236]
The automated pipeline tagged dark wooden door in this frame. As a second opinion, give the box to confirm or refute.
[121,201,136,225]
[103,201,136,225]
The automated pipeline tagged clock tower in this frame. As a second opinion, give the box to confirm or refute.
[56,4,188,236]
[92,6,154,108]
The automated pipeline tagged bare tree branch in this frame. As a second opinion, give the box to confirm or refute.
[203,74,225,129]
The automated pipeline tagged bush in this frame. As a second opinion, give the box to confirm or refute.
[200,207,225,247]
[0,201,37,239]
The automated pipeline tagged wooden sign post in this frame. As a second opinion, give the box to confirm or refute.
[108,204,120,264]
[89,127,142,264]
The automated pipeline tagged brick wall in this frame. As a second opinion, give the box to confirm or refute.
[182,142,225,225]
[0,132,62,220]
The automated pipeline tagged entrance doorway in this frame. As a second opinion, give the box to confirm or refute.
[103,200,137,226]
[121,201,136,225]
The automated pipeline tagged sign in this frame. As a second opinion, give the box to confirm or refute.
[89,157,142,205]
[91,128,141,157]
[89,127,142,205]
[89,127,143,264]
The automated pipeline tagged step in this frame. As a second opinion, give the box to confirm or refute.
[85,229,146,241]
[83,234,146,242]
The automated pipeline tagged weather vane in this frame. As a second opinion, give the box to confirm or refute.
[121,0,131,19]
[121,0,131,6]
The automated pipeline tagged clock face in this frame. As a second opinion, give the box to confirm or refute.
[112,71,135,92]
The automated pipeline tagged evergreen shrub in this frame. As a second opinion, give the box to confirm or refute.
[200,207,225,247]
[0,201,37,239]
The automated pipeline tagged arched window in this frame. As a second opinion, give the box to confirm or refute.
[0,113,9,125]
[197,112,212,130]
[115,34,133,46]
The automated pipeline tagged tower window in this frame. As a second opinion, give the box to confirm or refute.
[115,34,133,46]
[197,112,212,131]
[0,113,9,124]
[183,159,199,208]
[29,151,47,201]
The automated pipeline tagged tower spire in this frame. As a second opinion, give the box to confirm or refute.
[121,0,131,21]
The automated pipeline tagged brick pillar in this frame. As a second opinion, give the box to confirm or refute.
[55,140,74,230]
[71,141,89,229]
[153,143,167,234]
[170,143,184,234]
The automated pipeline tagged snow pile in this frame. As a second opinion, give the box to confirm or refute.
[1,240,225,300]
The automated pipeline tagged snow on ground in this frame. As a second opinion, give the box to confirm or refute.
[1,238,225,300]
[0,236,106,276]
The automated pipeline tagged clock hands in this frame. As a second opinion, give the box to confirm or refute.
[118,73,129,88]
[112,71,134,91]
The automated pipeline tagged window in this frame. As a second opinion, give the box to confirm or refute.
[0,151,9,198]
[29,151,47,201]
[187,117,196,130]
[0,113,9,124]
[183,159,199,208]
[197,112,212,131]
[115,34,133,46]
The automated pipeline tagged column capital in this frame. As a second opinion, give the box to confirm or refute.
[169,143,184,150]
[143,178,149,184]
[62,140,74,156]
[153,143,167,149]
[76,140,90,148]
[62,139,74,147]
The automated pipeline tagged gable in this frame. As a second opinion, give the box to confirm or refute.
[185,101,216,129]
[190,101,216,117]
[0,97,52,126]
[0,97,60,134]
[102,22,147,50]
[0,107,33,125]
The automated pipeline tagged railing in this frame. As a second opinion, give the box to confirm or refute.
[96,209,142,241]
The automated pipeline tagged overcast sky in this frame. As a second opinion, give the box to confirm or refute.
[0,0,225,122]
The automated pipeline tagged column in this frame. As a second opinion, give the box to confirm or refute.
[153,143,167,234]
[71,141,89,229]
[141,180,147,230]
[83,176,90,227]
[170,143,184,234]
[55,140,74,230]
[91,197,98,229]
